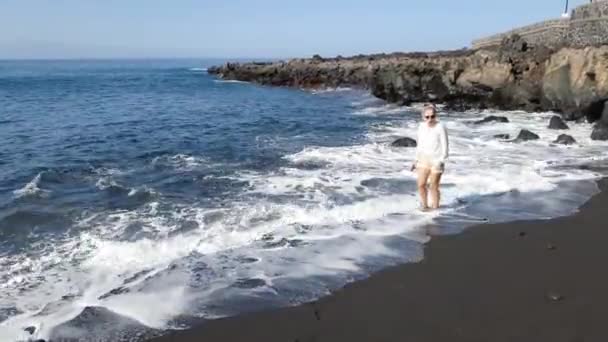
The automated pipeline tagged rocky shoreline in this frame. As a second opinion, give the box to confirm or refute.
[209,37,608,140]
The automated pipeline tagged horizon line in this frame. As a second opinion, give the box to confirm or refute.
[0,56,284,62]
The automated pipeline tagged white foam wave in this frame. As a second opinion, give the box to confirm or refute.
[310,87,353,94]
[151,154,208,171]
[95,176,120,191]
[92,167,125,176]
[352,104,408,116]
[188,67,207,72]
[13,173,50,198]
[213,80,249,84]
[127,187,156,197]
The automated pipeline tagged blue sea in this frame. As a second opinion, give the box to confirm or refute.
[1,59,606,341]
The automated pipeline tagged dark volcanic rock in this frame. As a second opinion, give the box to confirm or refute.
[591,121,608,140]
[208,46,608,120]
[24,326,36,335]
[591,103,608,140]
[391,137,417,147]
[515,129,540,142]
[548,116,569,130]
[554,134,576,145]
[583,99,607,123]
[474,116,510,125]
[494,134,510,139]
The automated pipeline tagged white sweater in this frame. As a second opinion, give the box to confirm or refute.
[415,122,449,164]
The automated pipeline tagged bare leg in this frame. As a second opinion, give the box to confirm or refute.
[417,167,431,210]
[429,172,443,209]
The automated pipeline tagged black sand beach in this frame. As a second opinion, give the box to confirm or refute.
[152,178,608,342]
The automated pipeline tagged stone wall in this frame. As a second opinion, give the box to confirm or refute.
[568,1,608,47]
[472,1,608,50]
[570,1,608,20]
[472,19,569,50]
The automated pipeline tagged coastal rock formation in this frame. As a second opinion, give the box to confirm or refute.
[548,116,569,129]
[542,48,608,121]
[554,134,576,145]
[591,104,608,140]
[515,129,540,141]
[474,116,510,125]
[209,45,608,126]
[391,137,417,147]
[494,134,510,139]
[591,121,608,140]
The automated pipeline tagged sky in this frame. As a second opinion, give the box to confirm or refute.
[0,0,589,59]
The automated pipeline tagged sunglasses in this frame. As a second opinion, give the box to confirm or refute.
[425,115,436,120]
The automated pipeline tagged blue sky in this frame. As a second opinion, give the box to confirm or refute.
[0,0,588,59]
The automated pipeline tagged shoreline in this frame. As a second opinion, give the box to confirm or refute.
[151,177,608,342]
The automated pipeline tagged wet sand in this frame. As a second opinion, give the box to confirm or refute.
[151,178,608,342]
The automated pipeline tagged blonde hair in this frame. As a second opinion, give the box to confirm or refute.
[422,104,437,117]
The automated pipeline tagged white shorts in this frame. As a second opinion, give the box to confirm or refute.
[416,156,445,174]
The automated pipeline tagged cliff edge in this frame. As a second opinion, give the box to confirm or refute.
[209,37,608,139]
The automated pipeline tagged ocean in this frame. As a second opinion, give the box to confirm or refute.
[1,59,607,341]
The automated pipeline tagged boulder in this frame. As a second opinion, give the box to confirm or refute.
[474,116,509,125]
[554,134,576,145]
[515,129,540,141]
[591,102,608,140]
[391,137,417,147]
[548,116,569,130]
[586,100,608,123]
[591,121,608,140]
[493,134,510,139]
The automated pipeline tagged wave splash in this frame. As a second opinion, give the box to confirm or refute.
[13,173,50,199]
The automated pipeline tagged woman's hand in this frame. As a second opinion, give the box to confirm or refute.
[435,161,445,172]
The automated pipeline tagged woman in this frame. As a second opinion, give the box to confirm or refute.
[411,105,449,210]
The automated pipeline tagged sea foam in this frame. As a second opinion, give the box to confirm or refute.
[13,173,49,198]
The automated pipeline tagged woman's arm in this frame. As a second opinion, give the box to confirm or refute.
[415,125,423,160]
[439,123,449,163]
[412,125,422,171]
